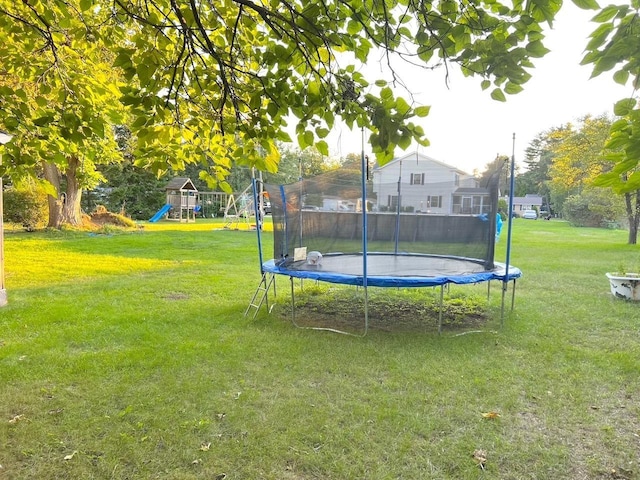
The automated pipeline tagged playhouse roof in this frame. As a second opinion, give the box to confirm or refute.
[165,177,198,192]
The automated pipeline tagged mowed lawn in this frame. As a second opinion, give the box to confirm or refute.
[1,218,639,479]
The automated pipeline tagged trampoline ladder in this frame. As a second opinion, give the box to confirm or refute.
[245,273,275,319]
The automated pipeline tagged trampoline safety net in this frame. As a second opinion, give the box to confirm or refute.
[264,169,500,272]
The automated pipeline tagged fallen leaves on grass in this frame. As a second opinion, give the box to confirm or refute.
[200,442,211,451]
[610,466,634,479]
[8,414,24,424]
[472,449,487,470]
[64,451,78,461]
[481,411,501,419]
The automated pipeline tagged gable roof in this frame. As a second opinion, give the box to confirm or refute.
[509,195,543,206]
[373,151,471,176]
[166,177,198,192]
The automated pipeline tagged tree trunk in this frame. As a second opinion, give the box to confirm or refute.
[43,162,63,229]
[61,156,83,226]
[43,157,84,228]
[625,191,639,245]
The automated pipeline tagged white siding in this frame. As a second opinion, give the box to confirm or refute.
[372,152,477,214]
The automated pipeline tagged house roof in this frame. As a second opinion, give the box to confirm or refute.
[509,195,543,206]
[373,151,472,176]
[166,177,198,192]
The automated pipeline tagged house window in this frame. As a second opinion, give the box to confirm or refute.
[410,173,425,185]
[426,195,442,208]
[454,173,460,186]
[388,195,398,209]
[452,195,472,214]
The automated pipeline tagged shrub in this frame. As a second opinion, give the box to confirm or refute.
[3,185,48,231]
[563,188,625,228]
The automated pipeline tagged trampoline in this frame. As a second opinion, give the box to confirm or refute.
[247,151,522,335]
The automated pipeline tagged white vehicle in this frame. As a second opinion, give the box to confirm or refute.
[522,209,538,219]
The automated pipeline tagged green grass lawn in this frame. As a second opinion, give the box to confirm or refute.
[1,218,639,479]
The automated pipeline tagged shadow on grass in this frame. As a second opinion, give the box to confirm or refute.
[270,284,493,335]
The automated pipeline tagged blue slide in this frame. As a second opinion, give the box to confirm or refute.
[149,204,171,223]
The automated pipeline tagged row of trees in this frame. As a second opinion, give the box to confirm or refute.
[480,113,638,243]
[1,0,639,242]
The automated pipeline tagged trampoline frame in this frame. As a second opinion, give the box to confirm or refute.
[261,255,520,335]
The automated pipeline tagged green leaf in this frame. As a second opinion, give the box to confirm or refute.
[593,170,620,187]
[131,115,147,129]
[413,106,431,117]
[586,23,613,50]
[592,55,621,76]
[79,0,93,11]
[591,5,619,22]
[276,131,293,142]
[605,133,631,150]
[380,87,393,101]
[33,116,53,127]
[315,127,330,138]
[307,80,321,98]
[113,51,132,68]
[571,0,600,10]
[137,62,156,84]
[397,133,411,150]
[613,98,636,116]
[315,140,329,156]
[298,130,314,149]
[504,82,524,95]
[395,97,411,116]
[347,20,361,35]
[490,88,506,102]
[4,117,19,128]
[525,40,550,58]
[613,70,629,85]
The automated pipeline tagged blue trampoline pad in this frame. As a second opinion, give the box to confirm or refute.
[263,253,521,288]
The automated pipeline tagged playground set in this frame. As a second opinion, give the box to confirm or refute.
[148,177,266,228]
[149,177,200,223]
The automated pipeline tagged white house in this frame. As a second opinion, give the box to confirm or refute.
[372,152,491,215]
[506,194,544,215]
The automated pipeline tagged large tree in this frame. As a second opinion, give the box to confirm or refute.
[546,115,613,208]
[582,3,640,243]
[519,131,555,211]
[0,2,126,227]
[522,116,619,221]
[1,0,574,226]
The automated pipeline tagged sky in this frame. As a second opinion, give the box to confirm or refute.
[325,3,635,174]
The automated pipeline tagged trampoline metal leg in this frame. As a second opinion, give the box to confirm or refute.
[500,280,508,328]
[290,276,296,326]
[363,285,369,336]
[499,278,517,327]
[438,285,444,335]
